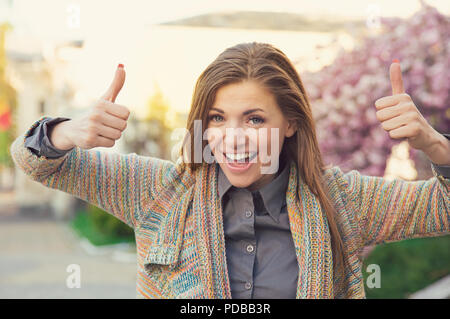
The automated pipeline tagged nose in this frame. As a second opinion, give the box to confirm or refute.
[223,127,248,153]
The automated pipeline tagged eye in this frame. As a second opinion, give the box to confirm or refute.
[208,114,224,122]
[249,116,265,125]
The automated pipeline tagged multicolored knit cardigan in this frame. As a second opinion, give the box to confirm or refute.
[10,117,450,298]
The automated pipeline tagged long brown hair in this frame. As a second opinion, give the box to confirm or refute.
[179,42,347,278]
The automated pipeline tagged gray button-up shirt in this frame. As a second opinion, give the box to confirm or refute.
[218,157,299,298]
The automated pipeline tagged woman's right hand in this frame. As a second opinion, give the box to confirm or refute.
[49,64,130,150]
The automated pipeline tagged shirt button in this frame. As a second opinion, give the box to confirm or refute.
[245,210,253,218]
[246,244,254,253]
[245,282,252,290]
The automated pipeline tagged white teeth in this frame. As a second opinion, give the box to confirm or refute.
[225,153,249,160]
[225,152,256,161]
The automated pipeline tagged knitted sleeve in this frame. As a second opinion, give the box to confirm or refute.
[334,162,449,247]
[10,116,176,229]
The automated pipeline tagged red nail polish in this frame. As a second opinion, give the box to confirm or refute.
[118,63,124,68]
[392,59,399,63]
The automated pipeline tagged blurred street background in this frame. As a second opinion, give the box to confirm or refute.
[0,0,449,298]
[0,193,136,298]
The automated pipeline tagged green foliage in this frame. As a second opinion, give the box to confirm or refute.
[362,236,450,298]
[0,131,12,165]
[123,83,175,159]
[0,23,17,168]
[70,205,135,246]
[146,83,170,126]
[87,204,134,238]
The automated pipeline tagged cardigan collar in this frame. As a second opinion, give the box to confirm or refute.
[144,159,334,298]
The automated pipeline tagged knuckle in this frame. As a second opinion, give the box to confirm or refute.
[123,106,130,119]
[86,123,97,133]
[374,99,382,108]
[388,130,396,138]
[408,111,419,122]
[401,93,411,101]
[398,102,409,112]
[85,134,96,146]
[408,103,417,112]
[89,112,101,122]
[94,100,106,111]
[375,110,383,121]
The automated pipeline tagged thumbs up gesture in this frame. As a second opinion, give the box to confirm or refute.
[374,60,439,153]
[50,64,130,150]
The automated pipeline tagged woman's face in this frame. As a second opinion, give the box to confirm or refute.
[206,80,296,191]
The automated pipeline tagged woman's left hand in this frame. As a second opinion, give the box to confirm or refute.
[374,60,450,165]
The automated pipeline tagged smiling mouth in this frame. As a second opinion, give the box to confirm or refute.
[222,151,258,163]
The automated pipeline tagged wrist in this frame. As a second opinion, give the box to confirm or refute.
[49,120,75,150]
[422,131,450,165]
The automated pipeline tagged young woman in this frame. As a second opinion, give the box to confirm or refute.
[11,42,450,298]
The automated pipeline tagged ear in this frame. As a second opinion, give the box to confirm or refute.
[285,120,297,138]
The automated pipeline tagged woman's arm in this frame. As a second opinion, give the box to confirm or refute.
[335,164,449,247]
[339,60,447,246]
[10,117,176,229]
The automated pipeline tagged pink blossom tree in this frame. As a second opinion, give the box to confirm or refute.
[302,2,449,178]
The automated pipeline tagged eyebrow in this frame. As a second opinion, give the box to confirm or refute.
[209,107,265,115]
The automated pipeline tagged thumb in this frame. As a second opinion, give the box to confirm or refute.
[101,64,126,103]
[390,60,404,95]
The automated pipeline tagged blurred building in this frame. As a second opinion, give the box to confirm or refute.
[2,0,88,219]
[6,40,84,218]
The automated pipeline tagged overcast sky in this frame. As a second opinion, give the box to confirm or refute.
[1,0,449,41]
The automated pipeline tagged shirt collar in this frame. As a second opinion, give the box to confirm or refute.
[218,164,233,200]
[217,158,290,222]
